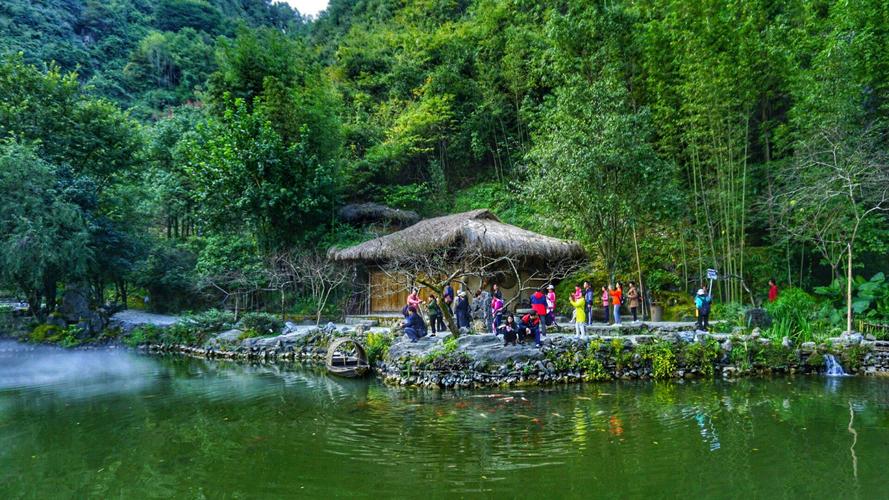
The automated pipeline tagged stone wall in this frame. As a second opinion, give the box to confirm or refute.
[377,331,889,388]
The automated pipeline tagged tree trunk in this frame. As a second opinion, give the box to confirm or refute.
[436,296,460,337]
[846,243,853,334]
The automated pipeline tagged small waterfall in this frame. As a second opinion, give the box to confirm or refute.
[825,354,848,377]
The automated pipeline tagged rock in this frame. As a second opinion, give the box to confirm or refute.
[323,322,337,334]
[209,329,243,346]
[283,322,299,334]
[745,308,771,329]
[781,336,792,349]
[60,285,90,322]
[801,342,816,352]
[46,313,67,329]
[751,328,761,338]
[865,334,876,341]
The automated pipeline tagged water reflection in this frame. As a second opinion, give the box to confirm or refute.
[1,344,888,498]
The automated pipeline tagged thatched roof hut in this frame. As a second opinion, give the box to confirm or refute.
[329,209,585,263]
[338,203,420,227]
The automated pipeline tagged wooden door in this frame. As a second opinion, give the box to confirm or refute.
[369,271,408,313]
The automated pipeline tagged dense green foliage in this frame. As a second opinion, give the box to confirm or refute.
[1,0,888,326]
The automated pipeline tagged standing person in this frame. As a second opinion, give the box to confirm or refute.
[610,283,623,325]
[498,314,518,346]
[584,282,594,326]
[519,311,542,347]
[477,288,493,333]
[545,284,557,328]
[529,288,548,337]
[695,288,712,331]
[443,283,455,313]
[454,291,471,329]
[402,308,427,342]
[491,294,504,335]
[406,288,421,313]
[627,282,640,322]
[492,283,503,301]
[427,294,445,336]
[768,279,779,303]
[569,288,586,337]
[601,286,611,324]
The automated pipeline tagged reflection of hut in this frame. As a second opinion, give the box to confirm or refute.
[338,203,419,233]
[329,209,585,316]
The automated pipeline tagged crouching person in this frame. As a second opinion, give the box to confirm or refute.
[519,311,543,348]
[498,315,519,346]
[403,308,427,342]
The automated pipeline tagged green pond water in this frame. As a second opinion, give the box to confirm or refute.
[1,340,888,498]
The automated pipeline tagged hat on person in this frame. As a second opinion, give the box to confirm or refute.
[697,288,706,295]
[547,284,555,290]
[459,291,467,297]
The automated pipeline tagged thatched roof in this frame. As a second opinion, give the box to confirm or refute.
[329,209,585,263]
[338,203,420,227]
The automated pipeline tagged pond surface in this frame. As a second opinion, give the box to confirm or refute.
[1,340,887,498]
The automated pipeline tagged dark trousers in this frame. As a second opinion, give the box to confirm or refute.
[631,306,638,322]
[503,329,517,345]
[519,325,539,344]
[603,306,610,323]
[456,311,470,328]
[430,314,445,333]
[696,312,710,330]
[492,313,503,333]
[585,304,593,325]
[404,327,422,341]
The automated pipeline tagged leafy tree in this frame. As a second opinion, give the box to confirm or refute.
[0,142,91,316]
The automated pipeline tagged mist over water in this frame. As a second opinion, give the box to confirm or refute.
[0,341,157,400]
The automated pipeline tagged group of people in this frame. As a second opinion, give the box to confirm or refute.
[402,277,783,342]
[400,280,644,348]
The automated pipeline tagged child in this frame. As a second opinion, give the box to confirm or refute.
[499,315,518,346]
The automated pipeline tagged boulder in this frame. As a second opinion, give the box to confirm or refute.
[60,285,90,322]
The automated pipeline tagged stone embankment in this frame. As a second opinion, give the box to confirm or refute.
[135,315,889,388]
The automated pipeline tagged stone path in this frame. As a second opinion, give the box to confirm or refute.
[109,310,181,333]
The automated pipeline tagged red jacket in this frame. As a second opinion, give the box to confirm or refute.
[530,291,547,316]
[768,285,778,302]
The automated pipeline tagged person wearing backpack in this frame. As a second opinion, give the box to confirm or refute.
[695,288,712,331]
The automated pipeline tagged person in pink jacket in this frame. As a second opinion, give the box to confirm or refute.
[601,286,610,324]
[491,296,504,334]
[546,284,557,327]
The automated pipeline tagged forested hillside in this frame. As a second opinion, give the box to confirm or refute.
[1,0,888,327]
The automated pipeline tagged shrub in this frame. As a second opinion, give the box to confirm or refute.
[580,341,610,381]
[29,324,61,343]
[638,339,677,379]
[365,332,393,365]
[124,324,166,347]
[237,312,283,336]
[681,338,720,377]
[237,328,263,341]
[765,288,818,342]
[185,309,236,332]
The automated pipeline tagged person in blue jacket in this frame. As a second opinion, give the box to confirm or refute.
[695,288,712,332]
[403,308,428,342]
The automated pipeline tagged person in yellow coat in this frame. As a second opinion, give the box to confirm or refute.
[569,287,586,337]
